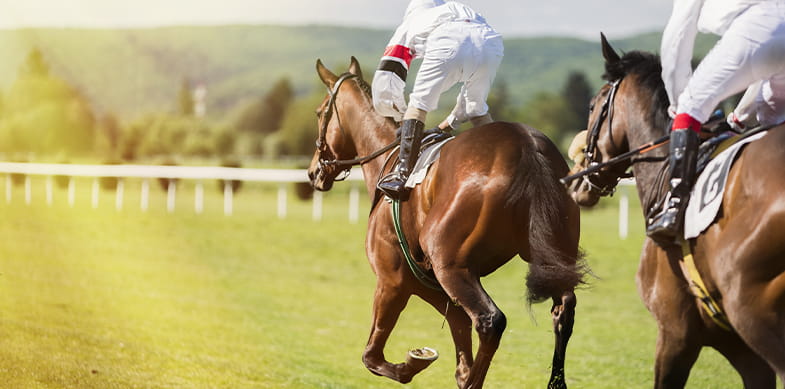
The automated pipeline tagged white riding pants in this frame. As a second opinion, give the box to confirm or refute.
[407,21,504,128]
[678,0,785,126]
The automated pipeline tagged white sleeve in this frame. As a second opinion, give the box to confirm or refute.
[372,70,406,121]
[660,0,704,109]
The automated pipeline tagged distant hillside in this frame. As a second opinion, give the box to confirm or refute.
[0,26,718,120]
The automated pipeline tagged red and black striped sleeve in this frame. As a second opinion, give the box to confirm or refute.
[378,44,413,81]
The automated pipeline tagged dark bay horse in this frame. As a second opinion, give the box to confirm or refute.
[565,36,785,387]
[307,57,586,388]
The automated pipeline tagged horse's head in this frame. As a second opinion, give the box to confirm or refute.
[566,34,669,206]
[307,57,365,191]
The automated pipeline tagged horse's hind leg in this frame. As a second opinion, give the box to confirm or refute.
[435,268,506,389]
[548,290,576,389]
[712,334,776,388]
[362,282,421,383]
[419,288,474,387]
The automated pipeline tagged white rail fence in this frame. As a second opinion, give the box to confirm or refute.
[0,162,638,238]
[0,162,364,222]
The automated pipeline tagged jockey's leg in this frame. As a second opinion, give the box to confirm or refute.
[647,114,699,245]
[378,107,425,199]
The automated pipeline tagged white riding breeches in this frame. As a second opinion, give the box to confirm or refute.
[678,0,785,125]
[407,21,504,128]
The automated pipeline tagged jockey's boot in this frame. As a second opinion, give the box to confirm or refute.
[378,119,424,199]
[646,128,699,245]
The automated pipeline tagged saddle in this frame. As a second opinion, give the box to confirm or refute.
[683,126,771,239]
[404,131,454,189]
[372,130,454,208]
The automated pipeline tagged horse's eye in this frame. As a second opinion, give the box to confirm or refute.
[588,102,595,113]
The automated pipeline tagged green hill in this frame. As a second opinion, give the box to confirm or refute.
[0,26,717,121]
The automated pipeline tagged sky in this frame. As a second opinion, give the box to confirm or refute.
[0,0,674,39]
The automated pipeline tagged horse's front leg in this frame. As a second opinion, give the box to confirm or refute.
[362,278,430,383]
[548,290,576,389]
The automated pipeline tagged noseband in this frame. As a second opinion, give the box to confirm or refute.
[315,73,399,181]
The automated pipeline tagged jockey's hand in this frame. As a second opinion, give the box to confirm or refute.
[726,112,747,133]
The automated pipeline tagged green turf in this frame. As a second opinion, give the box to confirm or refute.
[0,178,756,387]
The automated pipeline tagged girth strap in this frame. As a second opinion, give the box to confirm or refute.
[391,198,442,291]
[679,241,732,331]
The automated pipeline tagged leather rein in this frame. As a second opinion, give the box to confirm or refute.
[316,73,399,181]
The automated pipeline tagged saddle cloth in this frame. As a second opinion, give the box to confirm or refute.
[405,132,454,189]
[684,131,767,239]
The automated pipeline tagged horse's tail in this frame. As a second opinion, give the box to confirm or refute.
[506,127,587,304]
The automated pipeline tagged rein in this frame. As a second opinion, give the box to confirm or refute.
[560,134,670,185]
[316,72,399,179]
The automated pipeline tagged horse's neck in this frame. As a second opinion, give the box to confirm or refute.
[352,116,398,197]
[629,128,669,215]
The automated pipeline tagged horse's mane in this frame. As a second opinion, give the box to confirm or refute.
[354,74,373,99]
[603,51,671,132]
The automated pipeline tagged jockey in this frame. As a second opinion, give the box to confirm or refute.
[648,0,785,243]
[372,0,504,199]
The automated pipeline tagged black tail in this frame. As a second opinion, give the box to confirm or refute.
[506,127,587,304]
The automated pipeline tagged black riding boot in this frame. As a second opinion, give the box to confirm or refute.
[646,129,699,245]
[378,119,424,199]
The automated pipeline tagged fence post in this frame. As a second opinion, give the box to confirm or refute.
[140,179,149,212]
[167,180,176,213]
[349,186,359,224]
[619,191,629,240]
[68,178,75,207]
[92,178,99,209]
[116,179,124,211]
[46,176,53,206]
[312,191,323,222]
[5,174,10,204]
[277,184,287,219]
[195,181,204,214]
[223,182,233,216]
[25,176,31,205]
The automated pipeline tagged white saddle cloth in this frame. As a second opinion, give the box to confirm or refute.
[684,131,766,239]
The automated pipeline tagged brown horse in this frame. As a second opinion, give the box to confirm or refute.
[307,57,586,388]
[565,36,785,387]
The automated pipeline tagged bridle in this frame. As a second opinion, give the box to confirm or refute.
[560,77,671,196]
[577,79,627,196]
[315,72,399,181]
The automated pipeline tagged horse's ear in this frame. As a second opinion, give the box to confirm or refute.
[348,56,363,79]
[600,33,620,64]
[316,59,338,87]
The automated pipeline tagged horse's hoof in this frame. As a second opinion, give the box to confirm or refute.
[406,347,439,373]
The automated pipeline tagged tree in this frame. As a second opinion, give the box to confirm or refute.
[487,78,517,122]
[561,71,593,131]
[277,89,325,157]
[0,49,96,156]
[178,78,195,116]
[518,92,574,149]
[20,48,49,78]
[232,77,293,134]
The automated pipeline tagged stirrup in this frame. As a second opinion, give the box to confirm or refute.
[377,172,408,199]
[646,205,682,246]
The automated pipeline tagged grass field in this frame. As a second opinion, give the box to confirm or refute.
[0,178,749,388]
